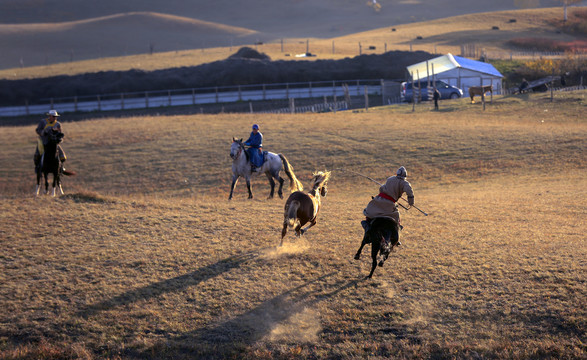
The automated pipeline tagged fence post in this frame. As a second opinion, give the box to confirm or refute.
[121,93,124,110]
[215,87,219,103]
[263,84,266,100]
[74,96,78,112]
[192,89,196,105]
[249,102,253,113]
[238,85,242,101]
[168,90,172,106]
[145,91,149,108]
[364,86,369,111]
[97,95,101,111]
[289,98,295,114]
[25,99,29,115]
[309,82,312,98]
[550,68,554,102]
[411,72,415,112]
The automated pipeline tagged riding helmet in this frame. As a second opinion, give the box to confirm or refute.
[396,166,407,179]
[252,124,259,130]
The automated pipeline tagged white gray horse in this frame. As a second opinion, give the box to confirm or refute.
[229,137,303,200]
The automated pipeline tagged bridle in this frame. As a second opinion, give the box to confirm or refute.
[231,140,244,160]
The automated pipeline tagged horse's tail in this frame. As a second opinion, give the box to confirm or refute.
[286,200,300,228]
[62,169,77,176]
[279,154,303,192]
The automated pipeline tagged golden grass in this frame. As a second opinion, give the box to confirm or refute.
[0,91,586,359]
[0,7,581,80]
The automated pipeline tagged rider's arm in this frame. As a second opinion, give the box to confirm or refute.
[35,121,45,136]
[403,181,415,206]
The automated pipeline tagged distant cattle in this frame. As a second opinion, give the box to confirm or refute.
[468,85,493,103]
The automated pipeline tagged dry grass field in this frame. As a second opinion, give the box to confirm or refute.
[1,7,583,80]
[1,92,586,359]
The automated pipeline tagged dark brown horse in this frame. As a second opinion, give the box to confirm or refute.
[35,130,75,196]
[354,217,400,278]
[280,171,331,246]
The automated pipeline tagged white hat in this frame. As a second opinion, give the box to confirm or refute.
[396,166,407,179]
[47,109,60,117]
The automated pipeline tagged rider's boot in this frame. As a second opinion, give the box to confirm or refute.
[251,164,257,172]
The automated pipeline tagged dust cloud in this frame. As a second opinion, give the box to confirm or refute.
[265,307,321,342]
[261,239,310,259]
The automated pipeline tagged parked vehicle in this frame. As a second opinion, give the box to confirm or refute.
[401,80,463,102]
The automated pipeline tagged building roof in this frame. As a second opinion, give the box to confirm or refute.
[406,53,503,81]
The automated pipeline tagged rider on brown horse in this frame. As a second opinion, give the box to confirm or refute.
[34,110,67,173]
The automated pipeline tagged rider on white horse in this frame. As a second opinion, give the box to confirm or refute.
[244,124,264,172]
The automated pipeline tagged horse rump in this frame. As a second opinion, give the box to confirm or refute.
[286,199,301,228]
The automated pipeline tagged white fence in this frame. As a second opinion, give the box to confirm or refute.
[0,79,384,117]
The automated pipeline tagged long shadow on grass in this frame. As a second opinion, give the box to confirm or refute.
[75,251,260,319]
[135,275,364,358]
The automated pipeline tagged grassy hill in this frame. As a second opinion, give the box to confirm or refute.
[1,7,585,80]
[0,91,585,358]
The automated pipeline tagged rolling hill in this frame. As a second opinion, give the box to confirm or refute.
[0,0,581,69]
[0,12,260,69]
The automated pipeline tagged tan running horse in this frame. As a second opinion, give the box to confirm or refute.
[280,171,331,246]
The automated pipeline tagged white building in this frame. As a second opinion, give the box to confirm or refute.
[406,53,504,94]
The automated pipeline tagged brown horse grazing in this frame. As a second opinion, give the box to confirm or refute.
[354,217,400,279]
[468,85,493,103]
[280,171,331,246]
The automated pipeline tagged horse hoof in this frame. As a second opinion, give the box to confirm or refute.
[354,254,360,260]
[378,261,384,267]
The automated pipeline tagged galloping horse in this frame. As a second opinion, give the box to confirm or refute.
[468,85,493,103]
[36,130,74,196]
[280,170,331,246]
[354,217,400,278]
[229,137,303,200]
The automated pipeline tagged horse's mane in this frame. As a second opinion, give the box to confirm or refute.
[310,170,331,196]
[233,137,249,161]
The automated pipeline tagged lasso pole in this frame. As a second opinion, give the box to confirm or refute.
[332,168,428,215]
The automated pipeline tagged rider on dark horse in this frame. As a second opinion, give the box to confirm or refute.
[244,124,264,172]
[34,109,67,174]
[362,166,415,246]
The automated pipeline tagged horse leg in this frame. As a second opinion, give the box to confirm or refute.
[354,239,367,260]
[246,177,253,199]
[228,174,239,200]
[294,224,302,237]
[35,171,41,196]
[280,221,288,246]
[56,172,63,196]
[276,174,285,199]
[44,173,49,194]
[300,219,316,235]
[368,239,380,279]
[265,172,275,199]
[51,172,57,197]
